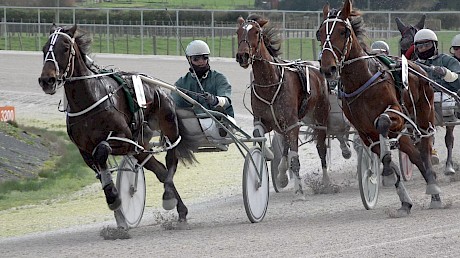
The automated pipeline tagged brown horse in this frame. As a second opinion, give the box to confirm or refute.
[317,0,442,216]
[236,14,331,195]
[395,15,426,60]
[38,25,198,226]
[396,15,457,175]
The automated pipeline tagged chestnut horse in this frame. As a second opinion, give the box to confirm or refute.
[236,14,332,195]
[396,15,457,175]
[38,25,198,225]
[317,0,442,216]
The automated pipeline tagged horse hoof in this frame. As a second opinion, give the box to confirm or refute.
[163,198,178,210]
[444,165,455,176]
[341,148,352,159]
[382,174,396,187]
[395,208,410,218]
[429,200,443,209]
[425,184,441,195]
[277,172,289,188]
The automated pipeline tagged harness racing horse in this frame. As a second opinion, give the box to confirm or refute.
[396,15,456,175]
[317,0,442,216]
[236,14,333,195]
[38,25,198,225]
[395,15,425,60]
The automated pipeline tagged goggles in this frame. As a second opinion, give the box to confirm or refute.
[191,55,209,62]
[415,41,433,49]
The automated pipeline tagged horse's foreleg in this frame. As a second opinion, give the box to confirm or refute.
[444,126,455,175]
[93,141,120,211]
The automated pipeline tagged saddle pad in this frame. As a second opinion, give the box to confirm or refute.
[132,75,147,108]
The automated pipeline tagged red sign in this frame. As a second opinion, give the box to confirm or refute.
[0,106,15,122]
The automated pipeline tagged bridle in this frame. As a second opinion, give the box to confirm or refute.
[238,19,263,65]
[317,11,353,71]
[43,27,76,89]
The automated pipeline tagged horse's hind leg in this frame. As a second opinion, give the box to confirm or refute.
[93,141,121,211]
[337,132,352,159]
[376,114,413,216]
[376,114,398,187]
[316,129,330,186]
[444,125,455,175]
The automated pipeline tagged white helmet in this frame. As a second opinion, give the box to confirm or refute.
[185,40,210,56]
[371,41,390,54]
[451,34,460,47]
[414,29,438,43]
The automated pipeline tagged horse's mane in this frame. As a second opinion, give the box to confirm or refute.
[327,8,369,52]
[247,14,282,57]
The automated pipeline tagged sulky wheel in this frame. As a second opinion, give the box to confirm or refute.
[357,144,380,210]
[243,146,269,223]
[115,155,146,228]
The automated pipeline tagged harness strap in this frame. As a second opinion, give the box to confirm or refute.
[66,85,122,117]
[341,71,382,98]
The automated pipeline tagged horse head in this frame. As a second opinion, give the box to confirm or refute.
[235,16,268,68]
[38,24,79,95]
[395,15,425,59]
[316,0,355,80]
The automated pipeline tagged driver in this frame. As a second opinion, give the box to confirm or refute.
[172,40,234,118]
[413,29,460,166]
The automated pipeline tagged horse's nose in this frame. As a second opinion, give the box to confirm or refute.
[320,65,337,79]
[236,52,249,66]
[38,76,56,87]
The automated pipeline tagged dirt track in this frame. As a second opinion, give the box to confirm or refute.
[1,51,460,257]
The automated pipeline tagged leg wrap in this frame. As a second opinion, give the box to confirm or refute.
[100,169,112,189]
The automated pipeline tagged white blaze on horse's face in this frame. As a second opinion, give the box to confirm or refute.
[39,28,76,94]
[243,24,253,32]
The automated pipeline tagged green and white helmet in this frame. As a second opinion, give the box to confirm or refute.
[185,40,210,56]
[451,34,460,47]
[414,29,438,43]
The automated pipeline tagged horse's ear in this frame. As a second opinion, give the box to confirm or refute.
[68,24,78,38]
[237,16,245,26]
[258,19,268,28]
[340,0,352,19]
[322,2,330,20]
[395,17,406,33]
[415,14,426,29]
[50,23,57,34]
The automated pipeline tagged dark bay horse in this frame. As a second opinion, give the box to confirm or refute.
[317,0,442,216]
[395,15,425,60]
[396,15,456,175]
[236,15,332,195]
[38,25,198,225]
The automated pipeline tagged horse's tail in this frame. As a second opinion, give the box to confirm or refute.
[175,117,200,165]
